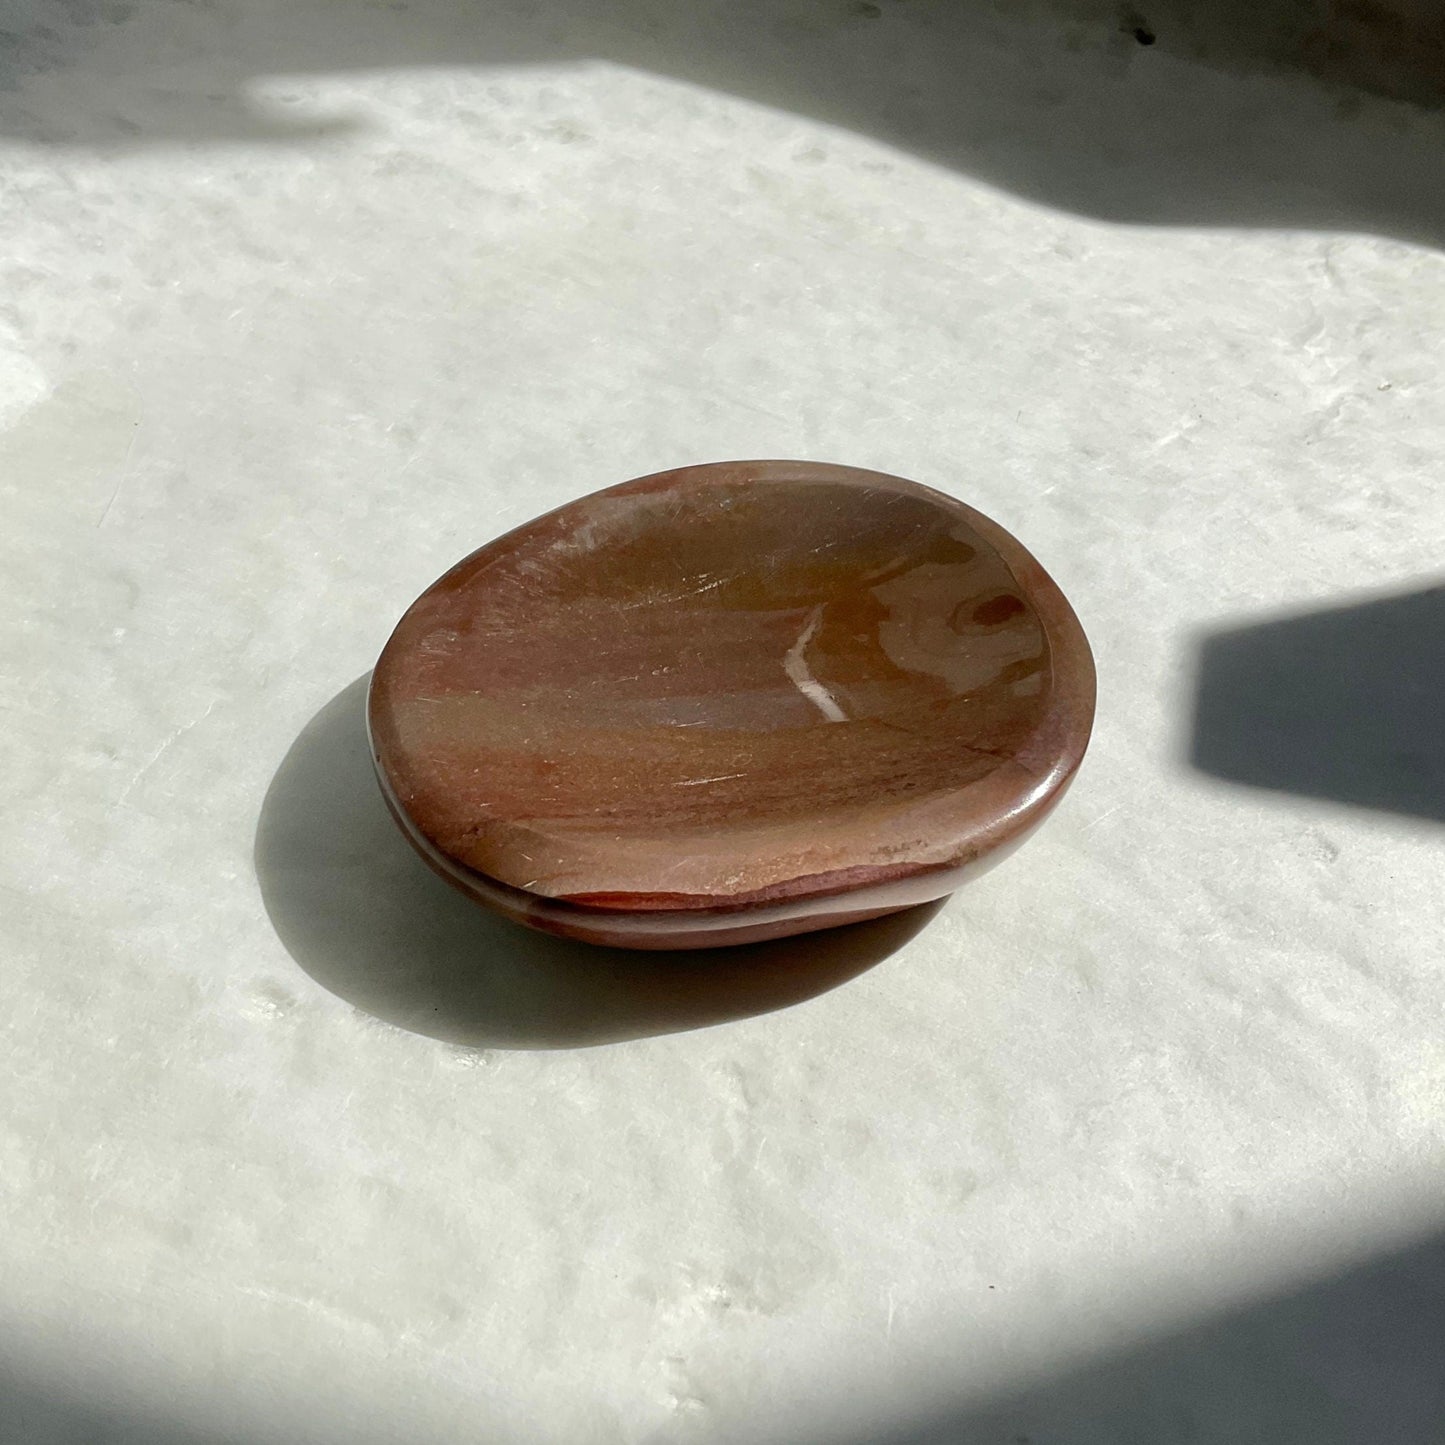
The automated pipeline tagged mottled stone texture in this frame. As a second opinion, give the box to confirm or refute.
[370,462,1094,946]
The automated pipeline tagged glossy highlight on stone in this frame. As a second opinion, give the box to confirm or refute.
[369,461,1095,948]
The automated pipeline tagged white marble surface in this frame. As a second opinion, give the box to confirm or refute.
[4,3,1445,1441]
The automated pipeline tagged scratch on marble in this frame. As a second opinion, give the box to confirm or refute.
[1150,413,1201,452]
[97,421,140,527]
[235,1285,382,1338]
[116,700,218,807]
[673,773,745,786]
[783,606,847,722]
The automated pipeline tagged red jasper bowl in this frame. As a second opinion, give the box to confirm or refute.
[369,461,1095,949]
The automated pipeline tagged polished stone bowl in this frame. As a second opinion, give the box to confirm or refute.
[369,461,1095,948]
